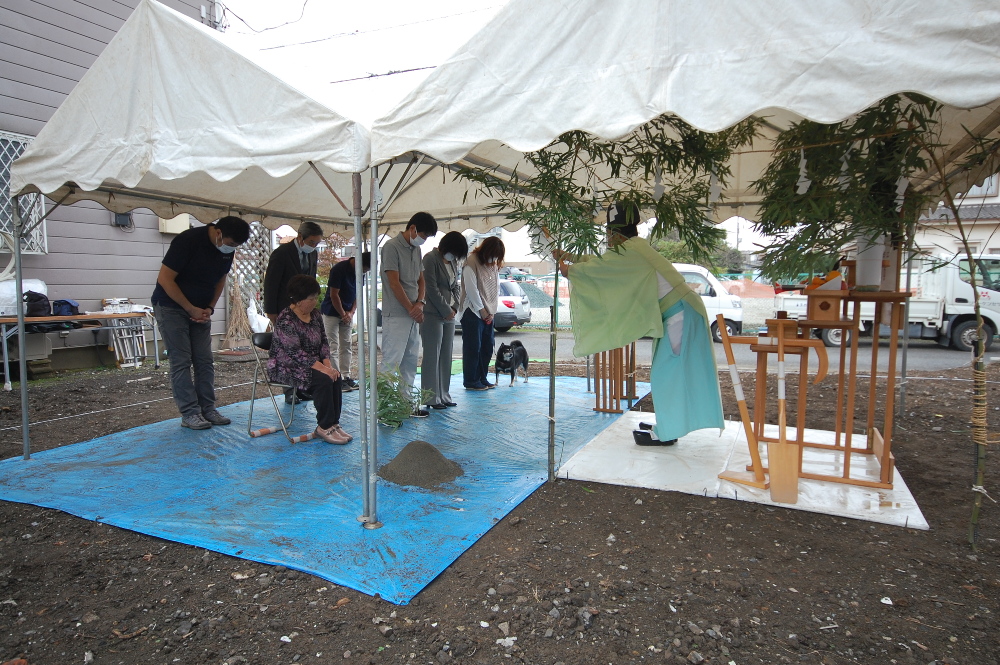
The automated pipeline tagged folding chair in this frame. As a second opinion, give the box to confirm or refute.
[247,332,305,442]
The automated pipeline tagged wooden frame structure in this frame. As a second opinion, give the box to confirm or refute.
[718,285,908,501]
[593,342,637,413]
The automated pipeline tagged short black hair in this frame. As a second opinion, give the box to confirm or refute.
[407,211,438,236]
[286,274,320,304]
[607,203,640,239]
[438,231,469,259]
[215,216,251,244]
[298,221,323,240]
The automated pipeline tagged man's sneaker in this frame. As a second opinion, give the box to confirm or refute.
[202,409,231,426]
[411,408,430,418]
[342,377,360,392]
[181,413,212,430]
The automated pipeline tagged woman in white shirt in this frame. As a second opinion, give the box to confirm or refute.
[458,237,505,390]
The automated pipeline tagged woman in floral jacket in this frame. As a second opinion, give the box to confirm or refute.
[268,275,351,444]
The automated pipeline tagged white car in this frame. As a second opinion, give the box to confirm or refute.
[493,279,532,333]
[377,279,532,332]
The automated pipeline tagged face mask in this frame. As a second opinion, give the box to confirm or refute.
[300,241,317,254]
[409,234,426,247]
[443,252,455,262]
[216,237,237,254]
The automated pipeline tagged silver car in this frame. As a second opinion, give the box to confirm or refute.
[493,279,531,333]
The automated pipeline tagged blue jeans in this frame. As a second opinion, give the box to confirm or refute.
[154,304,216,417]
[461,308,494,388]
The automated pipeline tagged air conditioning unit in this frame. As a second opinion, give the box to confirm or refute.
[158,213,191,234]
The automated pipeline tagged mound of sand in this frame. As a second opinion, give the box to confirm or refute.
[378,440,465,489]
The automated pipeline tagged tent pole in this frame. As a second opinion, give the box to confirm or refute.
[11,198,30,460]
[363,167,383,529]
[547,258,559,481]
[351,173,372,520]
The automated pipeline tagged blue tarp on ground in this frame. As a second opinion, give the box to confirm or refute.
[0,376,647,604]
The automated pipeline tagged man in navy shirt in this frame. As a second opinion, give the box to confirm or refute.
[152,216,251,430]
[321,251,371,391]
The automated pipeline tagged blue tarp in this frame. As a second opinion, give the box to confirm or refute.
[0,376,646,604]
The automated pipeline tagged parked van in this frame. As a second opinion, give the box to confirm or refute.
[673,263,744,342]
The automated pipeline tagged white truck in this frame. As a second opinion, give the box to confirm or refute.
[674,263,744,343]
[774,255,1000,351]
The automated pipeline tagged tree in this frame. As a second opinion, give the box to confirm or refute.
[315,232,349,283]
[652,236,743,274]
[752,93,1000,551]
[457,115,760,263]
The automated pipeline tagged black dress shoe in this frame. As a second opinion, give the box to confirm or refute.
[443,401,458,407]
[429,403,448,410]
[633,430,676,446]
[638,422,654,431]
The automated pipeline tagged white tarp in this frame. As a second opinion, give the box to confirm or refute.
[372,0,1000,202]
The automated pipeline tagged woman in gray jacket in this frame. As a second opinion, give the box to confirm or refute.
[420,232,469,409]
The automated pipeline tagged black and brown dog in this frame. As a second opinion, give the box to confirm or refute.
[494,340,529,386]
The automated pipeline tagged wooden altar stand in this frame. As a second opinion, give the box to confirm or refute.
[718,286,908,503]
[593,342,637,413]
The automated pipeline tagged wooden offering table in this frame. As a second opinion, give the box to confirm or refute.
[794,290,909,489]
[719,288,909,503]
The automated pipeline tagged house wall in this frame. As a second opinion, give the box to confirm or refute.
[914,176,1000,259]
[1,0,225,368]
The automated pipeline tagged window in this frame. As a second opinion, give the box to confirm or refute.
[0,131,47,254]
[499,281,524,297]
[959,258,1000,291]
[681,272,712,296]
[961,173,998,198]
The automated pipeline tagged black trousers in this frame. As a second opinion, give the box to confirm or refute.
[309,369,342,429]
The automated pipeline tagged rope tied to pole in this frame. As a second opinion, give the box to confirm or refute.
[970,367,989,447]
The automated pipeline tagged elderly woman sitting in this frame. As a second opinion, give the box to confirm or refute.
[268,274,351,444]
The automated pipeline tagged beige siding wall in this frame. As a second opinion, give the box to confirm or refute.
[1,1,228,357]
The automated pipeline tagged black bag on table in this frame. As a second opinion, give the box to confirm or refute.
[23,291,51,317]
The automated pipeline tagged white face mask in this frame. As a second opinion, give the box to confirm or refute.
[216,237,237,254]
[443,252,455,262]
[409,233,426,247]
[299,241,317,254]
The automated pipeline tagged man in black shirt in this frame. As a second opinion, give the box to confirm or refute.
[321,252,371,391]
[151,216,250,430]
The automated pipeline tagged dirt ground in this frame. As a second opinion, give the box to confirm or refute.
[0,352,997,665]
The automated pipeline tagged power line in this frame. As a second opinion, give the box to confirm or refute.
[219,0,310,34]
[230,5,501,51]
[330,66,436,85]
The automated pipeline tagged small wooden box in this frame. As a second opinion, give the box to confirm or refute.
[805,291,845,321]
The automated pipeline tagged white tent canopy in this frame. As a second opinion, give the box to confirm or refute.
[373,0,1000,205]
[9,0,518,235]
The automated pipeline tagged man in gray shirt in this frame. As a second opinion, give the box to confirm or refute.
[380,212,438,417]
